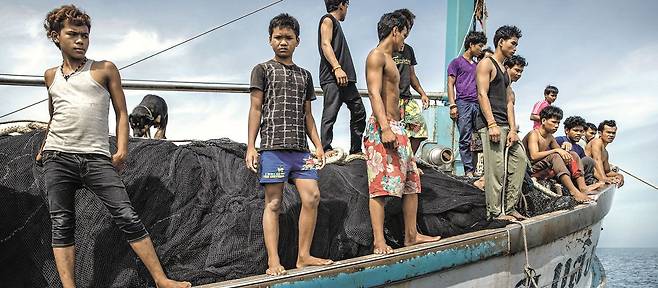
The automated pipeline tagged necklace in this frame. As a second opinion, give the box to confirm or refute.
[61,58,88,81]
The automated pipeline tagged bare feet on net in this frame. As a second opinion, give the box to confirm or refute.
[373,241,394,255]
[573,192,592,203]
[404,233,441,247]
[296,255,333,268]
[474,176,485,191]
[156,279,192,288]
[508,210,528,220]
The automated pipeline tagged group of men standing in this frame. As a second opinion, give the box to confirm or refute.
[447,26,623,222]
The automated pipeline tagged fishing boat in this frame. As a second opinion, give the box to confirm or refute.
[0,1,616,287]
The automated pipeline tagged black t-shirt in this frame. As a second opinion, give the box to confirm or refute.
[393,43,417,99]
[250,60,316,151]
[318,14,356,85]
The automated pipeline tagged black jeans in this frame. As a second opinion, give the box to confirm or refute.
[320,82,366,154]
[42,151,148,247]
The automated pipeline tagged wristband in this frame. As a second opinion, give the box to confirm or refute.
[332,65,342,73]
[449,104,457,109]
[487,122,498,128]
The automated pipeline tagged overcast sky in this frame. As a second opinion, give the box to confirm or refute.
[1,0,656,248]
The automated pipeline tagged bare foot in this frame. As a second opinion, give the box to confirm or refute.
[266,264,287,276]
[156,279,192,288]
[573,192,591,203]
[586,182,605,194]
[508,210,527,221]
[373,242,394,255]
[494,214,517,221]
[296,255,333,268]
[404,233,441,246]
[473,176,485,191]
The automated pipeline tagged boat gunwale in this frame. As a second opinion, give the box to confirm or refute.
[197,185,616,288]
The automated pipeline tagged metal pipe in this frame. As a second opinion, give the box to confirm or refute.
[0,73,446,100]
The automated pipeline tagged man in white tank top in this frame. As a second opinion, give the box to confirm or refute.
[38,5,190,288]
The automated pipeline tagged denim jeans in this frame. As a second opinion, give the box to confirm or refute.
[42,151,148,247]
[456,99,479,173]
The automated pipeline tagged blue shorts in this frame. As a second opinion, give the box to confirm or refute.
[259,150,319,184]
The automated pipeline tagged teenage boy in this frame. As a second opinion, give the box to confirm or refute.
[556,116,602,185]
[475,25,528,221]
[504,55,527,83]
[585,122,598,143]
[522,107,594,203]
[364,12,440,255]
[37,5,190,288]
[319,0,366,156]
[585,120,624,187]
[246,14,333,276]
[392,8,430,155]
[530,85,559,129]
[447,31,487,177]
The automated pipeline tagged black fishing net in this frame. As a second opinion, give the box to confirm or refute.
[0,131,571,287]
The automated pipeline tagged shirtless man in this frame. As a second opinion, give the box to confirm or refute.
[522,106,593,203]
[364,12,440,255]
[586,120,624,187]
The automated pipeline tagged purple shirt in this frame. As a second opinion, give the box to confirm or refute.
[447,56,478,102]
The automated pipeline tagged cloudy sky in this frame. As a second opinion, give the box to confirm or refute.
[1,0,656,248]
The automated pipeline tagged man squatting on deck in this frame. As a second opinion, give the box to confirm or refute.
[36,5,191,288]
[246,14,335,276]
[363,12,441,255]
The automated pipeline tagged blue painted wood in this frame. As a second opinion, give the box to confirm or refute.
[273,239,505,288]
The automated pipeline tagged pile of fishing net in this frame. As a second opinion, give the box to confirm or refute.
[0,130,575,287]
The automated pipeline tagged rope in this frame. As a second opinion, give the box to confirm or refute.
[0,0,285,120]
[618,167,658,190]
[511,220,539,288]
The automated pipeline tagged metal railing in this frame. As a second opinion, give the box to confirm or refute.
[0,73,447,100]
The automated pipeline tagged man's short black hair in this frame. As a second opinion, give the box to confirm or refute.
[504,55,527,68]
[482,47,493,55]
[464,31,487,51]
[587,122,597,131]
[269,13,300,38]
[393,8,415,29]
[598,120,617,132]
[563,116,587,130]
[493,25,522,48]
[325,0,349,13]
[539,105,563,121]
[544,85,559,95]
[377,12,407,41]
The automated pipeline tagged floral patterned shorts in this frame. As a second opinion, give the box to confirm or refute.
[363,116,421,198]
[399,98,428,140]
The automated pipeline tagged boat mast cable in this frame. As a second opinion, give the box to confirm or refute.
[617,167,658,190]
[0,0,285,120]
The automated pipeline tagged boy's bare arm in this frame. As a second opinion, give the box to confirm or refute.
[245,89,263,172]
[409,66,429,108]
[104,61,129,166]
[37,68,57,160]
[304,100,325,166]
[530,114,540,121]
[476,61,500,142]
[447,75,457,119]
[320,18,347,86]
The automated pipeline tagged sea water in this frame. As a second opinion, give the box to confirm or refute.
[596,248,658,287]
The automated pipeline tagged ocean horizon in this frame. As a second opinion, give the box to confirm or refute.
[596,248,658,287]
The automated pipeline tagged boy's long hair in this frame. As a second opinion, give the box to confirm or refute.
[377,12,407,41]
[44,5,91,48]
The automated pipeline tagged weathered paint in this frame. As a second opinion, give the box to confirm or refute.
[195,186,614,288]
[272,240,502,288]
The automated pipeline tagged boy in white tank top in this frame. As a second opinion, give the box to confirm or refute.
[37,5,190,288]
